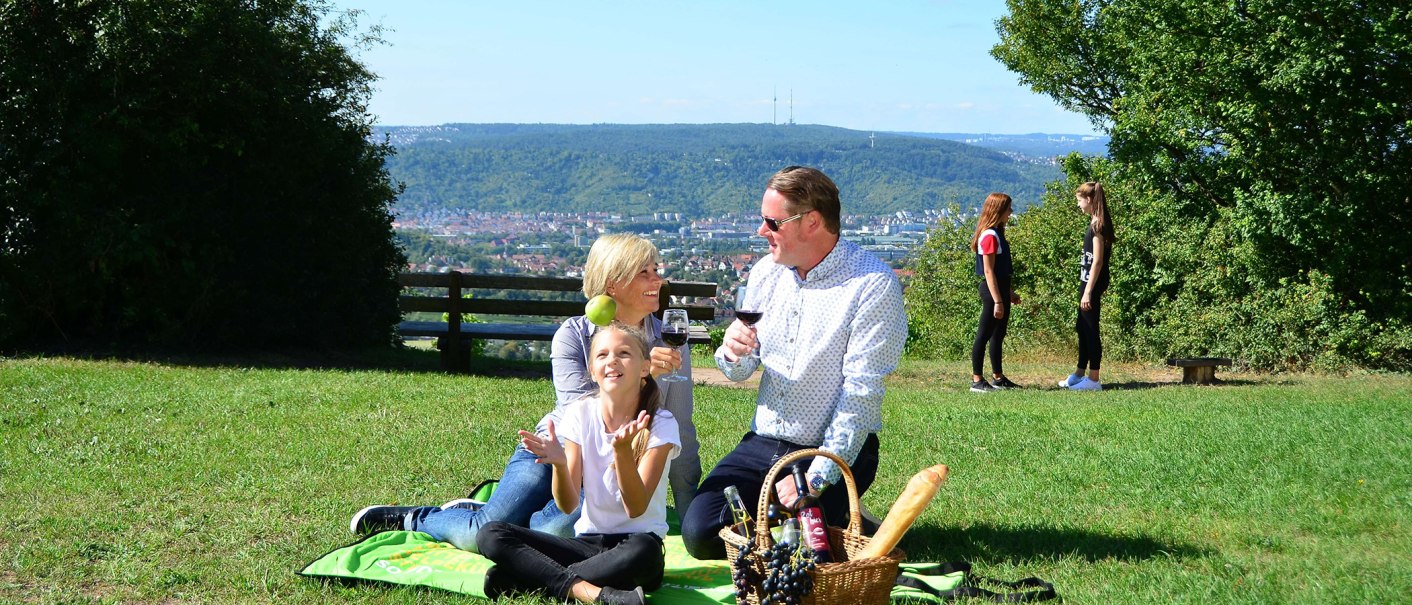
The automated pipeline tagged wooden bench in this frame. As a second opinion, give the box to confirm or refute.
[398,271,718,372]
[1166,357,1233,385]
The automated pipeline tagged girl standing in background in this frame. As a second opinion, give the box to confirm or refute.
[969,193,1023,392]
[1061,182,1115,391]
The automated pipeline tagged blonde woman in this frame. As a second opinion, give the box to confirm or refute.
[349,235,699,557]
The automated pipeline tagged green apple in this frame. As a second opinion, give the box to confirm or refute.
[585,295,617,327]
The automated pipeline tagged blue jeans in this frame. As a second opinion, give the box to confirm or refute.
[404,444,580,552]
[680,432,879,560]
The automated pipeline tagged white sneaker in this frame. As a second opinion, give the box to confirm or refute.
[1058,373,1083,388]
[438,498,485,511]
[1068,377,1103,391]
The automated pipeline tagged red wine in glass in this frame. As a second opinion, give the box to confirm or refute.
[735,310,763,326]
[661,329,689,347]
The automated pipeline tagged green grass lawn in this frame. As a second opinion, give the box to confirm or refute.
[2,353,1409,604]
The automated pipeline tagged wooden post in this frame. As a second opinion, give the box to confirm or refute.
[445,270,466,373]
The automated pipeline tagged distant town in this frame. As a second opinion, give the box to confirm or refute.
[395,208,967,293]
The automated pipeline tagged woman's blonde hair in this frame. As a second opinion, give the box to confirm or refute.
[581,234,660,299]
[590,322,662,461]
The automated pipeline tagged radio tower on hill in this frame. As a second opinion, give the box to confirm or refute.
[773,87,777,125]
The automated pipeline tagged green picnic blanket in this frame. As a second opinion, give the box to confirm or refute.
[299,530,972,603]
[300,480,982,602]
[300,529,740,602]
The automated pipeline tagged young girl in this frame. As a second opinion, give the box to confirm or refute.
[1061,182,1115,391]
[476,323,680,605]
[969,192,1023,392]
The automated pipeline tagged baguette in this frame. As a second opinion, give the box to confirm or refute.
[856,464,948,560]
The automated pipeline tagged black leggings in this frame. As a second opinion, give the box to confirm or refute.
[476,522,664,599]
[1075,284,1105,372]
[972,279,1012,377]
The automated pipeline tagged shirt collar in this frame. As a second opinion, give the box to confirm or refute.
[796,238,852,284]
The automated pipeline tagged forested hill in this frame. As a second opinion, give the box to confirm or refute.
[378,123,1063,218]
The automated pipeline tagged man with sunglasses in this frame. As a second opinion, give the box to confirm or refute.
[681,166,907,560]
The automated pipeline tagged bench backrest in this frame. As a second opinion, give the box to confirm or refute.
[398,272,718,331]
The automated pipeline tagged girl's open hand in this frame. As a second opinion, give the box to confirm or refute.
[610,410,650,453]
[520,420,567,466]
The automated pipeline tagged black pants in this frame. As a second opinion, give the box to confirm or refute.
[1075,284,1105,372]
[680,432,880,560]
[972,279,1012,377]
[475,521,664,599]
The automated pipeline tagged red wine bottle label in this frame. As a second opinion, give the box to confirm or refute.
[797,506,831,561]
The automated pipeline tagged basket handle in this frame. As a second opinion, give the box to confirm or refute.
[751,448,862,549]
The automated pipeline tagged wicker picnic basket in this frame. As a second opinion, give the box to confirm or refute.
[719,448,904,605]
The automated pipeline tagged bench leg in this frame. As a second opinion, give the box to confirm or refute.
[1182,366,1217,384]
[438,336,471,374]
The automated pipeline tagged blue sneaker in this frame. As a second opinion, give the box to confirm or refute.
[1069,377,1103,391]
[1058,373,1083,388]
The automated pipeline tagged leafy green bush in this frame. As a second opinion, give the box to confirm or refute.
[906,154,1412,371]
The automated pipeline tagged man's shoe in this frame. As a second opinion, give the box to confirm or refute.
[970,380,995,393]
[349,505,416,534]
[992,376,1021,389]
[1058,373,1083,388]
[438,498,485,511]
[1068,377,1103,391]
[596,586,646,605]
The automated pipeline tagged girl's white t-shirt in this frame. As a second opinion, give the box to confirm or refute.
[558,397,680,537]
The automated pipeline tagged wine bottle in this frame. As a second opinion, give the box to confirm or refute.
[790,465,832,563]
[723,485,753,540]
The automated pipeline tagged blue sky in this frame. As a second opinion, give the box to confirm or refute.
[330,0,1099,135]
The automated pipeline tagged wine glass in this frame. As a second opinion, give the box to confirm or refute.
[734,285,761,358]
[659,308,690,383]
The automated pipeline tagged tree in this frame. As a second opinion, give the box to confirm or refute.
[990,0,1412,369]
[0,0,405,349]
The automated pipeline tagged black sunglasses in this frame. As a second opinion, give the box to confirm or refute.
[761,210,810,232]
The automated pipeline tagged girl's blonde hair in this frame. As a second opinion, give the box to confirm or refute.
[581,234,660,299]
[1077,182,1116,243]
[969,193,1014,252]
[590,322,662,461]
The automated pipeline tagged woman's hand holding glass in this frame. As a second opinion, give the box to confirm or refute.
[648,345,682,379]
[657,308,690,383]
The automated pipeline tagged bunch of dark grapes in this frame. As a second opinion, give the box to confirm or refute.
[757,541,817,605]
[731,544,763,604]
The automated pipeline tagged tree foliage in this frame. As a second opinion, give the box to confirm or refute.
[382,123,1061,217]
[981,0,1411,369]
[0,0,405,350]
